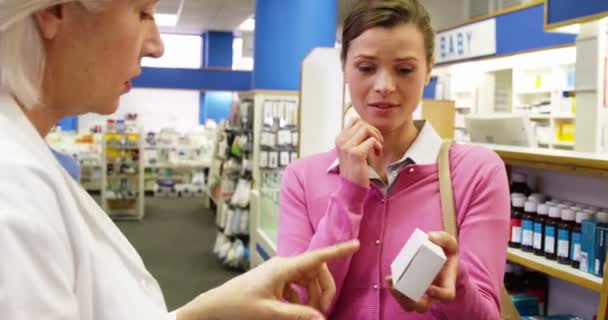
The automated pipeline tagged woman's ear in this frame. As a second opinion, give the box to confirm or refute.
[34,5,64,40]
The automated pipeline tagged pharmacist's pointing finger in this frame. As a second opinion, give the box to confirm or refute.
[284,240,360,278]
[318,263,336,313]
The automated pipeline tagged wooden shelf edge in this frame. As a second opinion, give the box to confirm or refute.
[470,143,608,176]
[507,248,602,292]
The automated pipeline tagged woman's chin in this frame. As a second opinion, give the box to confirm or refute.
[94,102,120,116]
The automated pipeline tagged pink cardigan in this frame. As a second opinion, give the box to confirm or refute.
[278,144,510,319]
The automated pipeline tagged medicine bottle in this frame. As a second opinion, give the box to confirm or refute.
[528,193,546,203]
[509,197,526,248]
[571,211,592,269]
[544,206,562,260]
[522,201,538,252]
[557,209,575,265]
[510,173,531,197]
[534,204,549,256]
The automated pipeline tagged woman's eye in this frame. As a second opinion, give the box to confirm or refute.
[140,12,155,21]
[398,67,413,74]
[357,65,375,73]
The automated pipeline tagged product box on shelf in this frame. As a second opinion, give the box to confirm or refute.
[512,293,540,317]
[595,226,608,276]
[580,220,608,274]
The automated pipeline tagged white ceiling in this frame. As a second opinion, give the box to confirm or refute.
[157,0,254,34]
[158,0,465,35]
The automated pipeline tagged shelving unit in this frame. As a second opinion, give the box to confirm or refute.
[80,164,103,192]
[142,128,214,196]
[507,248,602,292]
[101,133,144,220]
[248,90,300,267]
[434,46,578,149]
[475,143,608,319]
[210,98,255,271]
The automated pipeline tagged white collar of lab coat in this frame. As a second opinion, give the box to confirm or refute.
[1,96,63,168]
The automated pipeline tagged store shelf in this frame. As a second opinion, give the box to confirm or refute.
[108,174,139,178]
[255,227,277,259]
[81,164,103,168]
[528,114,574,120]
[105,194,138,199]
[472,143,608,177]
[515,89,553,95]
[553,114,575,120]
[507,248,602,292]
[529,115,552,120]
[552,141,575,148]
[147,162,210,169]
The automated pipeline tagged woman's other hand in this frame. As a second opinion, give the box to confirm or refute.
[335,118,383,188]
[386,231,458,313]
[178,240,360,320]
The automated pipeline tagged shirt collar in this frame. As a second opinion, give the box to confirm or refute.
[327,120,443,173]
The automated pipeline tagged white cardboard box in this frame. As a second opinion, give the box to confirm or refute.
[391,228,447,301]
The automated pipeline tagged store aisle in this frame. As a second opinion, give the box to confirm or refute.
[114,197,242,310]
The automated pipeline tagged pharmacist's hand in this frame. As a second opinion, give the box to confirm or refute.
[385,232,458,313]
[335,118,383,188]
[177,240,360,320]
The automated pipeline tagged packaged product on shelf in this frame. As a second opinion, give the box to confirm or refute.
[239,209,249,235]
[596,222,608,276]
[524,272,548,316]
[580,211,608,274]
[511,293,540,317]
[571,211,591,269]
[213,232,229,256]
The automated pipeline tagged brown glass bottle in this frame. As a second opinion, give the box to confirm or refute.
[544,207,562,260]
[533,204,549,256]
[509,197,526,248]
[571,212,592,269]
[521,201,537,252]
[557,209,575,265]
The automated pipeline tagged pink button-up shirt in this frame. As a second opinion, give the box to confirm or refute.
[278,129,510,319]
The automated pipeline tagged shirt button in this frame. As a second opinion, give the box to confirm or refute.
[380,198,385,203]
[391,171,398,177]
[375,240,381,245]
[373,284,379,289]
[409,168,415,173]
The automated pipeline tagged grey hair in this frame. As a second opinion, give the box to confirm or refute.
[0,0,110,108]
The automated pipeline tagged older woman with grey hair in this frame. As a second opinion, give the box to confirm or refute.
[0,1,359,320]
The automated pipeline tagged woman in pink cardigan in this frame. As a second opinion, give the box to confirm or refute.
[278,0,511,319]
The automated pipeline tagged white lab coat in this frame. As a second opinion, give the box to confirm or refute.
[0,99,174,319]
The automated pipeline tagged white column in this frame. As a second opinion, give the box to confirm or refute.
[574,18,608,153]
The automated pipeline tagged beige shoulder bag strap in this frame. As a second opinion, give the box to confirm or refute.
[438,140,521,320]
